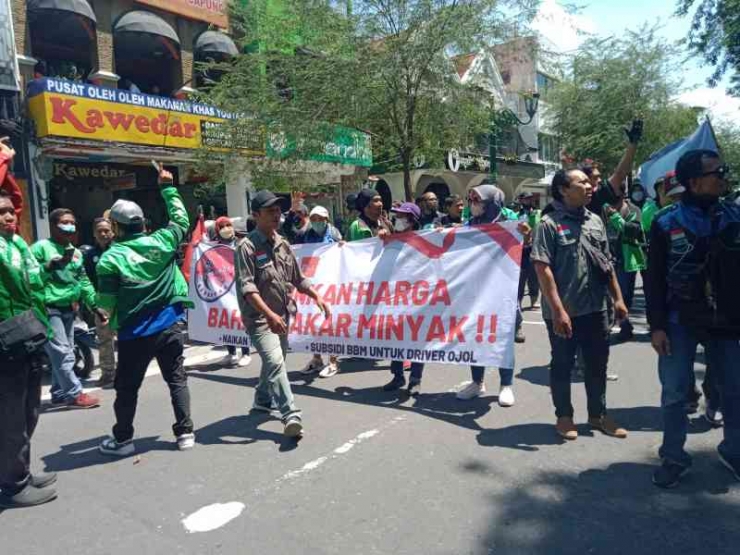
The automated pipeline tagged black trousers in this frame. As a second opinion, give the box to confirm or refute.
[518,247,540,302]
[113,325,193,442]
[545,312,610,419]
[0,354,42,495]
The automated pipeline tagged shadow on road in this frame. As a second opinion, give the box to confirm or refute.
[196,413,299,452]
[42,435,176,472]
[473,451,739,554]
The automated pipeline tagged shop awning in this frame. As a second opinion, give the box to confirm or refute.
[114,10,180,45]
[27,0,96,23]
[195,31,238,58]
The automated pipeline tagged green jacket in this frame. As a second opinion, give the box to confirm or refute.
[347,216,393,242]
[31,239,97,310]
[96,185,193,331]
[641,198,659,234]
[607,210,647,272]
[0,233,49,330]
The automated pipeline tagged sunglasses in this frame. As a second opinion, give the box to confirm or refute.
[702,164,730,179]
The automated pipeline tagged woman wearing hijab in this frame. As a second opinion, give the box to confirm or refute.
[456,185,527,407]
[347,189,393,241]
[214,217,251,368]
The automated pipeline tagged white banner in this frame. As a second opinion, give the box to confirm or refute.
[188,224,522,367]
[188,242,250,348]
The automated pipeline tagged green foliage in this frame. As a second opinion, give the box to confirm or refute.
[676,0,740,96]
[547,26,702,170]
[715,122,740,186]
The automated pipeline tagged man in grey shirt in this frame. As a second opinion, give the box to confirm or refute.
[532,169,628,441]
[235,190,330,438]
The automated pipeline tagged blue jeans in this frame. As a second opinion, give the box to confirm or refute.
[390,361,424,383]
[250,331,301,423]
[45,308,82,402]
[471,366,514,387]
[616,268,636,331]
[658,323,740,467]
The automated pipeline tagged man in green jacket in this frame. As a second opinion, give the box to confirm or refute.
[97,166,195,456]
[0,141,58,509]
[31,210,102,409]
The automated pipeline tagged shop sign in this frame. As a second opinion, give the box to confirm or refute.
[135,0,228,28]
[54,162,130,181]
[267,126,372,167]
[28,78,258,152]
[446,149,491,173]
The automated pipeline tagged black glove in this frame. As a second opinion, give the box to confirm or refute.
[46,256,68,271]
[624,119,643,144]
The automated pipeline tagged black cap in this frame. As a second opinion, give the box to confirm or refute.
[251,190,280,212]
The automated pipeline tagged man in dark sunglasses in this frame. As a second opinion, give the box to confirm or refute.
[646,149,740,489]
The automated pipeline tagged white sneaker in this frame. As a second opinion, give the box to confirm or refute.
[218,353,239,367]
[177,433,195,451]
[319,361,339,378]
[498,386,515,407]
[300,358,323,375]
[237,354,252,367]
[457,381,486,400]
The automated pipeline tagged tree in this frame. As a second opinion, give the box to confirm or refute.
[547,26,703,171]
[676,0,740,96]
[201,0,537,201]
[715,121,740,185]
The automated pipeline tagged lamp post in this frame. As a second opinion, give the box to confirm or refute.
[489,92,540,183]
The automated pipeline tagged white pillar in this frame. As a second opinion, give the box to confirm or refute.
[226,173,250,218]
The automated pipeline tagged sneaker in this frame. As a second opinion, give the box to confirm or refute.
[99,436,135,457]
[218,353,239,367]
[30,472,57,489]
[456,381,485,400]
[556,417,578,440]
[383,376,406,392]
[402,361,412,371]
[319,361,339,378]
[719,451,740,481]
[515,328,526,343]
[300,358,323,375]
[0,484,57,509]
[237,354,252,367]
[652,461,690,489]
[607,373,619,382]
[498,386,515,407]
[588,415,628,438]
[283,417,303,438]
[69,393,100,409]
[407,381,421,397]
[704,408,724,428]
[177,433,195,451]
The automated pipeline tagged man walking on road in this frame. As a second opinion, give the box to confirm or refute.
[646,149,740,488]
[533,169,629,441]
[31,209,102,409]
[97,165,195,456]
[235,190,331,438]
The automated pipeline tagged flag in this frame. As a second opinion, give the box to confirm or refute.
[639,118,719,198]
[182,213,205,283]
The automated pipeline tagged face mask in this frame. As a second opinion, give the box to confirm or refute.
[394,218,411,232]
[310,221,327,235]
[470,203,485,217]
[58,223,76,234]
[219,228,235,240]
[631,191,645,203]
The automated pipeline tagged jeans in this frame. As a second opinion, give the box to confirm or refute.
[545,311,609,419]
[45,308,82,402]
[471,366,514,387]
[250,331,301,423]
[391,361,424,383]
[96,312,116,379]
[616,268,636,332]
[0,354,42,495]
[658,323,740,467]
[112,324,193,442]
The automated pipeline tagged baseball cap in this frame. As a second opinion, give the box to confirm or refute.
[309,206,330,219]
[109,199,144,225]
[391,202,421,221]
[664,170,685,197]
[251,190,281,212]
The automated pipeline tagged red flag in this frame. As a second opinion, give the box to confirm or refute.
[182,214,205,282]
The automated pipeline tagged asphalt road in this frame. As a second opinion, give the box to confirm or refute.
[2,296,738,554]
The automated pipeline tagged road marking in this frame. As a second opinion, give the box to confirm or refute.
[181,502,246,533]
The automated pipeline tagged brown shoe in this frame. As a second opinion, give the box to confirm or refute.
[556,417,578,440]
[589,415,627,438]
[69,393,101,409]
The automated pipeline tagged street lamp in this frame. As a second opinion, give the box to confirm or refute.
[489,92,540,183]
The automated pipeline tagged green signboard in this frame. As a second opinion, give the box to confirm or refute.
[267,126,372,167]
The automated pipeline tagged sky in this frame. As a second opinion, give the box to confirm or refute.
[530,0,740,125]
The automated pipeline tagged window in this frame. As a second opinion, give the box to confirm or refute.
[536,72,557,98]
[538,133,560,164]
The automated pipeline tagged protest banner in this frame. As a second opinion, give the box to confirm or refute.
[289,223,522,368]
[188,242,250,349]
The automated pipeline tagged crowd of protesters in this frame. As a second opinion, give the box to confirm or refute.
[2,117,740,509]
